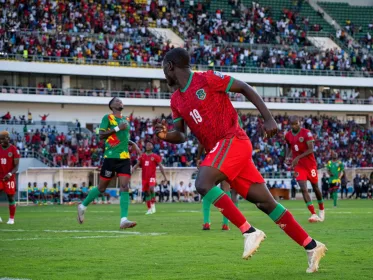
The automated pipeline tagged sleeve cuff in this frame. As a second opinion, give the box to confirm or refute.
[173,117,183,123]
[225,77,234,93]
[99,128,106,131]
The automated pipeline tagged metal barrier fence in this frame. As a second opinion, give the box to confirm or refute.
[1,86,372,105]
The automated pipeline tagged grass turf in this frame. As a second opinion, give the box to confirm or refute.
[0,200,372,280]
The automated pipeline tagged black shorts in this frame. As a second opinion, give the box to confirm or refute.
[100,158,131,180]
[329,182,340,191]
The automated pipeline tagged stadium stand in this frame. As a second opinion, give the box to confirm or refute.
[1,0,372,74]
[319,2,373,49]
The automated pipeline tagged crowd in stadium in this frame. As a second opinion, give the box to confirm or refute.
[1,0,372,73]
[3,113,373,175]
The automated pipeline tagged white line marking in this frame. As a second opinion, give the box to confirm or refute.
[0,229,166,236]
[0,235,138,241]
[0,278,32,280]
[176,210,200,213]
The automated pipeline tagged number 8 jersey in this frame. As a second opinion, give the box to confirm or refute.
[170,70,248,153]
[285,128,317,168]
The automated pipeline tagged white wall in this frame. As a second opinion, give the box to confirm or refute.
[315,0,373,6]
[1,61,373,87]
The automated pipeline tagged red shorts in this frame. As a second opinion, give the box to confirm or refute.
[294,165,318,184]
[142,178,156,192]
[201,137,264,198]
[0,179,16,195]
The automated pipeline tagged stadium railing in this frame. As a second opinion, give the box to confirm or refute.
[1,54,372,78]
[1,86,372,105]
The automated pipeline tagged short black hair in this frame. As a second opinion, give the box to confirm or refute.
[163,48,190,68]
[145,140,154,146]
[109,97,117,110]
[289,115,300,122]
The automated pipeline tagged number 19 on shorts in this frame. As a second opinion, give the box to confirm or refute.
[190,109,202,124]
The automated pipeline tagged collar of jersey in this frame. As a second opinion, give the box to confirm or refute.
[180,72,194,93]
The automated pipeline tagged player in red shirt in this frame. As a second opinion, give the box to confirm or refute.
[285,116,324,223]
[155,48,326,273]
[0,131,20,225]
[133,141,167,215]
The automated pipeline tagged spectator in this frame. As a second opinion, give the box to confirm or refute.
[27,110,33,124]
[291,176,297,199]
[350,174,361,199]
[340,173,348,199]
[40,114,49,125]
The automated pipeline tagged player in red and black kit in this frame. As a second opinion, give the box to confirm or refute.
[0,131,20,225]
[155,48,326,273]
[285,116,324,223]
[133,141,167,215]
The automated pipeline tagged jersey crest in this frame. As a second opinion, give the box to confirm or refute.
[8,152,13,157]
[299,137,304,143]
[213,71,225,78]
[196,89,206,100]
[151,157,154,161]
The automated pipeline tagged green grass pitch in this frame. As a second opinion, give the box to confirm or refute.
[0,200,372,280]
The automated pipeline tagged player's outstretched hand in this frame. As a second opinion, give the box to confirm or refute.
[263,118,278,139]
[155,119,168,140]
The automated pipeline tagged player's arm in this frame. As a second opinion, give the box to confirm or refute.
[285,143,293,164]
[326,162,333,177]
[196,142,205,168]
[292,141,314,167]
[128,140,142,156]
[132,161,141,172]
[229,79,277,138]
[3,158,19,182]
[99,115,127,140]
[155,119,187,144]
[157,162,167,181]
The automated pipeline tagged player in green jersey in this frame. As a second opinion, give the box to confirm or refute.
[326,152,344,207]
[77,97,141,229]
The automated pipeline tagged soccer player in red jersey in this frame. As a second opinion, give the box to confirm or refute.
[155,48,327,273]
[0,131,20,225]
[133,141,167,215]
[285,116,325,223]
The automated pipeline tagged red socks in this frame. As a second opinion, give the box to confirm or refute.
[151,197,156,204]
[318,200,325,210]
[277,210,312,246]
[146,200,151,210]
[269,204,312,247]
[307,203,316,215]
[212,192,251,233]
[9,203,16,219]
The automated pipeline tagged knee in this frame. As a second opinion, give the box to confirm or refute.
[97,185,106,192]
[195,181,210,196]
[120,184,129,192]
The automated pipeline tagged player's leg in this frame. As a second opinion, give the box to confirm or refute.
[196,166,257,245]
[221,181,231,230]
[78,159,113,224]
[4,180,16,224]
[202,192,211,229]
[243,182,327,273]
[117,159,136,229]
[7,194,16,224]
[149,179,157,213]
[297,178,319,222]
[231,188,239,207]
[145,187,152,214]
[311,181,324,222]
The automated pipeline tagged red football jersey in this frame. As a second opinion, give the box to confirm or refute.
[170,70,248,153]
[285,128,317,167]
[0,145,20,180]
[138,153,161,180]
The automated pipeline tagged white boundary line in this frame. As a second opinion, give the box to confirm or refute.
[0,229,166,236]
[0,278,32,280]
[0,235,158,241]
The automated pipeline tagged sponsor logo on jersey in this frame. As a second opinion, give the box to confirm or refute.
[196,89,206,100]
[213,71,225,78]
[307,131,312,137]
[299,137,304,143]
[8,152,13,157]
